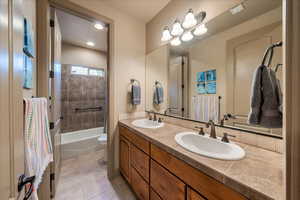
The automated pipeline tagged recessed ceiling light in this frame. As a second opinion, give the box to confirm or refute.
[230,4,245,15]
[86,41,95,47]
[94,23,104,30]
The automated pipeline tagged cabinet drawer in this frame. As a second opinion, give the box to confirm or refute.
[119,125,150,154]
[150,160,185,200]
[187,187,206,200]
[131,144,150,182]
[131,167,149,200]
[151,144,247,200]
[150,189,162,200]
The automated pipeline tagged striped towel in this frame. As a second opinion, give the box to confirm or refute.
[24,98,53,200]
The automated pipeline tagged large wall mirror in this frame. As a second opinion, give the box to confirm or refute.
[146,0,282,138]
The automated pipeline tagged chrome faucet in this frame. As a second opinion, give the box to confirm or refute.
[206,120,217,139]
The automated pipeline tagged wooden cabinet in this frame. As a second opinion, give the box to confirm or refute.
[151,144,247,200]
[119,136,130,183]
[131,166,149,200]
[187,187,206,200]
[119,125,247,200]
[150,160,185,200]
[131,144,150,182]
[150,189,162,200]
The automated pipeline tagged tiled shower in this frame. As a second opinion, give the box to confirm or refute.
[61,64,106,133]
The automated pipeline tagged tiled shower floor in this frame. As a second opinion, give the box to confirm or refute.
[54,149,136,200]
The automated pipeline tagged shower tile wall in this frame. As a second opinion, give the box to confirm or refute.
[61,64,106,133]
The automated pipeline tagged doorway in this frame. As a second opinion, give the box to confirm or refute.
[45,7,136,200]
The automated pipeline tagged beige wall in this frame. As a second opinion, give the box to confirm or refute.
[61,42,107,69]
[23,0,37,98]
[69,0,146,175]
[145,45,169,113]
[146,0,242,53]
[188,7,282,120]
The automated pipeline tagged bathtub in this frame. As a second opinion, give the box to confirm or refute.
[61,127,106,145]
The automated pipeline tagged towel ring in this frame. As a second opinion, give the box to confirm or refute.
[130,79,140,86]
[155,81,162,87]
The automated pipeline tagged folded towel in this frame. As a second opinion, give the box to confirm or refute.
[24,98,53,200]
[153,86,164,105]
[131,84,141,105]
[248,65,282,128]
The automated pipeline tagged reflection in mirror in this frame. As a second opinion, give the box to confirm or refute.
[146,0,282,137]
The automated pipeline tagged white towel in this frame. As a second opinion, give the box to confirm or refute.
[194,95,218,123]
[24,98,53,200]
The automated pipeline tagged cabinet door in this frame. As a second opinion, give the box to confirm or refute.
[131,167,149,200]
[120,136,130,183]
[131,144,150,182]
[150,160,185,200]
[150,189,162,200]
[187,187,206,200]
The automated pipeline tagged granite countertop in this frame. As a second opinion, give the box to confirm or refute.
[119,119,283,200]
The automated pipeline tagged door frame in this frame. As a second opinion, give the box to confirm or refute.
[36,0,116,179]
[283,0,300,199]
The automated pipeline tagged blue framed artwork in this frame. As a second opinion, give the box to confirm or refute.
[197,83,206,94]
[23,18,34,89]
[206,69,216,81]
[206,81,216,94]
[196,71,206,82]
[196,69,217,94]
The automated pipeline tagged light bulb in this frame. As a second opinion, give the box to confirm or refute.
[94,23,104,30]
[86,41,95,47]
[194,24,207,36]
[171,19,184,36]
[182,9,197,29]
[161,26,172,41]
[181,31,194,42]
[170,37,181,46]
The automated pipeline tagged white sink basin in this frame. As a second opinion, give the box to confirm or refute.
[132,119,164,129]
[175,132,245,160]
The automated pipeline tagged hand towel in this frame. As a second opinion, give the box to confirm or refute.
[24,98,53,200]
[248,65,282,128]
[131,84,141,105]
[153,86,164,105]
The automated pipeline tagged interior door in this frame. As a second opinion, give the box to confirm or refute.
[227,24,282,135]
[168,56,183,116]
[49,8,62,197]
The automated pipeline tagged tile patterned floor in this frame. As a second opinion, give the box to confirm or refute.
[54,149,136,200]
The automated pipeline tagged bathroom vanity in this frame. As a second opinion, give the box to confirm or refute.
[118,119,283,200]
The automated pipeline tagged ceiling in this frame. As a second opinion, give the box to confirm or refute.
[98,0,171,22]
[56,9,108,52]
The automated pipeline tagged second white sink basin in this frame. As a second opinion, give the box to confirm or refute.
[132,119,164,129]
[175,132,245,160]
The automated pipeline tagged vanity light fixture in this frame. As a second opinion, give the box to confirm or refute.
[161,26,173,41]
[86,41,95,47]
[170,37,181,46]
[181,31,194,42]
[193,23,208,36]
[182,9,197,29]
[171,19,184,36]
[94,23,104,30]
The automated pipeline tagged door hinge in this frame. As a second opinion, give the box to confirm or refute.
[49,122,55,130]
[50,173,55,181]
[50,19,55,27]
[181,84,184,89]
[181,108,185,112]
[49,70,54,78]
